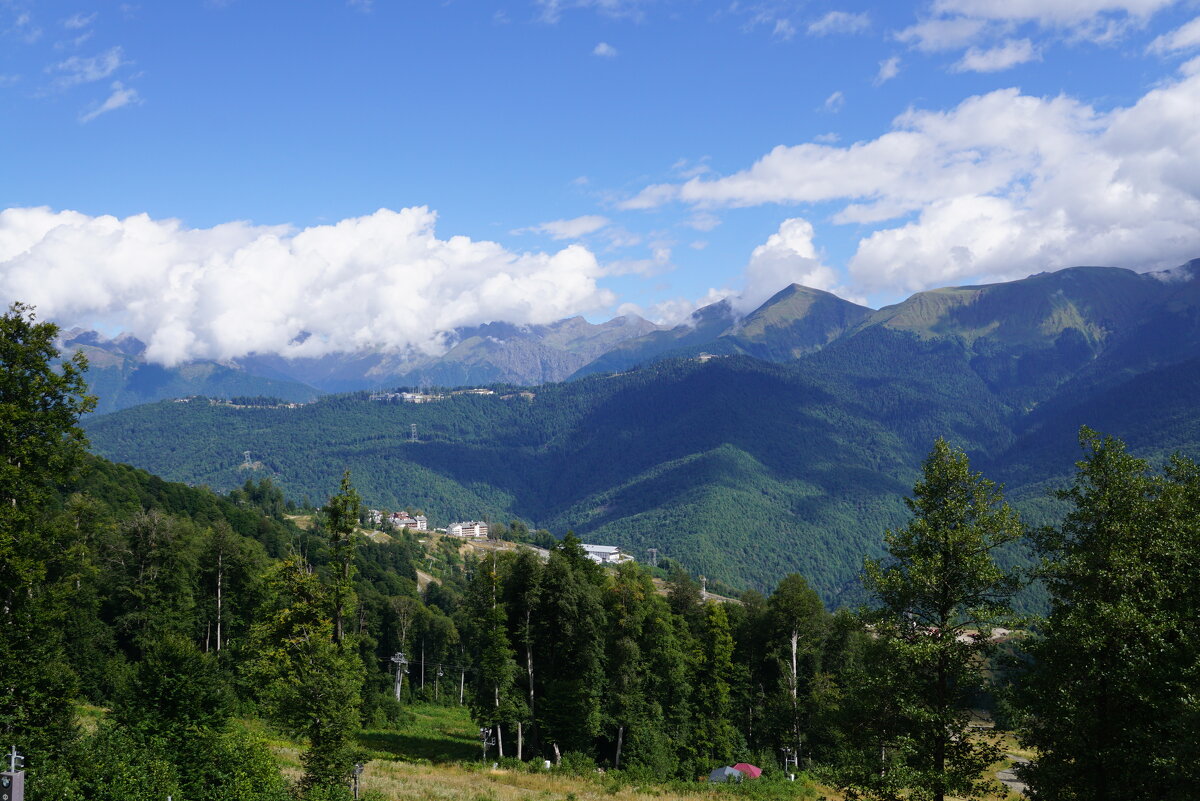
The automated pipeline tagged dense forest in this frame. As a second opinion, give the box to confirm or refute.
[4,303,1200,800]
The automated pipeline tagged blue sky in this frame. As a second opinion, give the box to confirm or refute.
[3,1,1200,363]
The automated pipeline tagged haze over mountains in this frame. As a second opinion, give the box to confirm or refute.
[83,258,1200,602]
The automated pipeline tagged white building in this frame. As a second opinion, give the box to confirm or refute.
[390,512,428,531]
[581,543,634,565]
[448,521,489,538]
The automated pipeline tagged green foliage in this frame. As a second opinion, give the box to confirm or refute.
[0,303,95,757]
[844,439,1021,801]
[1016,429,1200,800]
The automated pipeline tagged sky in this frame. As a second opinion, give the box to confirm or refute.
[3,0,1200,364]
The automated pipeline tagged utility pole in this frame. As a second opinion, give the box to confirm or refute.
[391,652,408,700]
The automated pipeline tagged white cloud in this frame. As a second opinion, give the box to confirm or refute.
[63,12,97,29]
[518,214,610,239]
[79,80,140,122]
[49,46,124,89]
[773,18,796,40]
[953,38,1039,72]
[536,0,650,24]
[0,206,615,365]
[619,286,732,326]
[822,90,845,111]
[875,56,901,84]
[593,41,618,57]
[684,211,721,231]
[1148,16,1200,53]
[899,0,1181,61]
[896,17,989,52]
[808,11,870,36]
[929,0,1176,26]
[813,132,840,143]
[622,62,1200,295]
[738,218,839,312]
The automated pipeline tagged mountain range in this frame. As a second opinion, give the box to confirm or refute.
[82,258,1200,604]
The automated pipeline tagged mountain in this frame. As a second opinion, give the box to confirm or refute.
[571,284,873,377]
[59,329,322,416]
[60,315,661,412]
[234,315,663,392]
[80,258,1200,603]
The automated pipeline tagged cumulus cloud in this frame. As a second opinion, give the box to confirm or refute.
[592,41,618,57]
[808,11,870,35]
[953,38,1039,72]
[517,214,610,239]
[0,206,615,365]
[737,218,840,312]
[1147,16,1200,53]
[79,80,140,122]
[621,61,1200,294]
[875,56,901,84]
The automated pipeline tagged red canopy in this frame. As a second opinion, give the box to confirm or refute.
[732,763,761,779]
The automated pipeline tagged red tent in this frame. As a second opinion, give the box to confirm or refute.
[732,763,761,779]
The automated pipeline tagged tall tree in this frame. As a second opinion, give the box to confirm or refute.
[248,556,364,795]
[464,551,521,757]
[0,303,95,756]
[851,438,1022,801]
[693,602,738,765]
[767,574,828,763]
[324,472,361,644]
[534,535,606,761]
[1017,430,1200,800]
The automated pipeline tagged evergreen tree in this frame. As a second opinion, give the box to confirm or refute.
[534,535,606,761]
[0,303,95,757]
[324,472,361,644]
[849,438,1022,801]
[248,557,364,796]
[501,547,542,758]
[464,551,522,757]
[1017,430,1200,800]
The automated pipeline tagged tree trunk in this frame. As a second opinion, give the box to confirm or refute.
[517,720,523,761]
[615,725,625,769]
[215,550,223,651]
[496,723,504,759]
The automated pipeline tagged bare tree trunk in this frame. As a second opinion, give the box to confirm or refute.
[216,550,223,651]
[517,721,523,761]
[552,742,561,766]
[615,725,625,769]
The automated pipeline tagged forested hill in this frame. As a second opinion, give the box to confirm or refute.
[83,260,1200,601]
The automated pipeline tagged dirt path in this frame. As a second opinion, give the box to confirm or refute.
[996,754,1030,797]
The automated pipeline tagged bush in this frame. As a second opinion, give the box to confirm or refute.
[559,751,598,776]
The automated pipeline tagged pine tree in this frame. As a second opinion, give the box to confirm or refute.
[248,557,364,795]
[324,472,361,644]
[850,438,1022,801]
[534,535,606,761]
[465,551,522,758]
